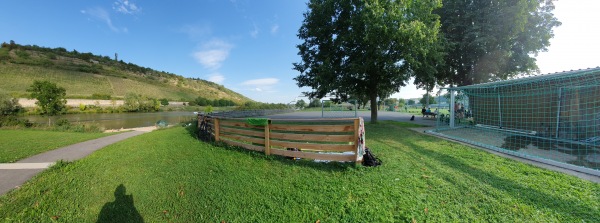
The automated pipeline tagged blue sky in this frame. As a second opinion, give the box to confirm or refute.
[1,0,599,103]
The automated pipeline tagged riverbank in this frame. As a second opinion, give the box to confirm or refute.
[17,98,186,108]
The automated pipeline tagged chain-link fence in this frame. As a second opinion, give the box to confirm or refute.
[321,100,357,118]
[429,67,600,176]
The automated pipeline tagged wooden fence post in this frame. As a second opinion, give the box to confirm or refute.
[264,119,271,155]
[353,118,360,163]
[214,117,220,142]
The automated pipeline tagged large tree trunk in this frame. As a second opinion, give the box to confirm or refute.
[370,93,378,124]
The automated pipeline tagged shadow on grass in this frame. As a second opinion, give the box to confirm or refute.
[97,184,144,223]
[407,141,599,220]
[184,121,199,139]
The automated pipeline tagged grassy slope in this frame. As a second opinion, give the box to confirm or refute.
[0,124,598,222]
[0,50,251,103]
[0,130,116,163]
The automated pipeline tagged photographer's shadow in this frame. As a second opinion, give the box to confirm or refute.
[97,184,144,223]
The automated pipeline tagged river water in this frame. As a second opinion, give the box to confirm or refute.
[25,111,197,130]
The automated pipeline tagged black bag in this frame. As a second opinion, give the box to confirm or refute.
[362,148,381,167]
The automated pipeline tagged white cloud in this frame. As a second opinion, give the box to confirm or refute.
[192,39,234,70]
[113,0,141,14]
[81,7,126,33]
[250,23,259,38]
[270,24,279,34]
[240,78,279,86]
[240,78,279,93]
[180,24,211,40]
[207,73,225,83]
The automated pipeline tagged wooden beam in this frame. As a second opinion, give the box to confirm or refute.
[220,120,265,130]
[221,139,264,152]
[270,149,355,162]
[214,118,220,141]
[269,132,354,143]
[220,133,264,145]
[270,140,354,152]
[270,124,354,132]
[220,126,265,137]
[265,120,271,155]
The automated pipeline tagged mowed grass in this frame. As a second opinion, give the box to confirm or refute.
[0,130,115,163]
[0,124,598,222]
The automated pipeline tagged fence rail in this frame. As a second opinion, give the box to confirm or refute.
[198,114,365,163]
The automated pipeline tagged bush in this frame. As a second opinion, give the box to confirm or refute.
[160,98,169,106]
[0,116,33,128]
[0,93,23,116]
[15,50,30,59]
[55,119,70,127]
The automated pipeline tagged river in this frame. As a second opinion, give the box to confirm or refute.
[25,111,197,130]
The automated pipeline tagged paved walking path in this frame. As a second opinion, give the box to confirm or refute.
[0,127,155,195]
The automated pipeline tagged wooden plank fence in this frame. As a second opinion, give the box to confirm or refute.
[198,115,365,163]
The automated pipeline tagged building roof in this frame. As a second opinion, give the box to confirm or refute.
[447,66,600,90]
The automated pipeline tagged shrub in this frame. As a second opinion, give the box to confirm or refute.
[15,50,30,59]
[0,116,33,128]
[55,119,70,127]
[0,92,23,116]
[160,98,169,106]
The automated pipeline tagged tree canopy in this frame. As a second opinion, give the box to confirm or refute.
[295,99,307,108]
[27,80,67,116]
[419,93,436,105]
[294,0,442,123]
[434,0,561,86]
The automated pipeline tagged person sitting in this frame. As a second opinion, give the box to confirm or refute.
[421,107,426,117]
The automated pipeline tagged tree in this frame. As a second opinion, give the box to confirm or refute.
[407,99,416,106]
[27,81,67,124]
[160,98,169,106]
[124,92,142,111]
[435,0,561,86]
[0,92,23,116]
[383,98,398,106]
[308,98,321,108]
[295,99,306,108]
[419,93,436,105]
[294,0,442,123]
[398,98,406,107]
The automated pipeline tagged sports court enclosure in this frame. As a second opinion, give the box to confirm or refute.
[429,67,600,176]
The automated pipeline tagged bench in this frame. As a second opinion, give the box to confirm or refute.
[422,112,437,118]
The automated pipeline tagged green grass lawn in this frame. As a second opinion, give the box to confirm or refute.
[0,123,598,222]
[0,130,116,163]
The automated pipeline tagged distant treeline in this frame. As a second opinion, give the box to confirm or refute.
[187,96,288,110]
[189,96,237,107]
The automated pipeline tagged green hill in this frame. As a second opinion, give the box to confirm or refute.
[0,41,252,104]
